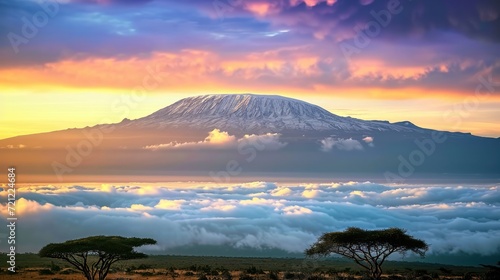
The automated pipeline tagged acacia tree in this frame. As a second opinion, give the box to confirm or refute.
[305,227,428,280]
[39,236,157,280]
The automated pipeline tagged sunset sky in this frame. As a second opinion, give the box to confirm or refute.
[1,0,499,139]
[1,1,499,263]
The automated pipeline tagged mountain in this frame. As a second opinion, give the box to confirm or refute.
[129,94,421,133]
[1,94,499,183]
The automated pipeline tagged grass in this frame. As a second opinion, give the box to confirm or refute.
[0,253,488,272]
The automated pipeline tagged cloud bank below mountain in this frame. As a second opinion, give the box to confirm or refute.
[1,181,498,262]
[144,129,287,151]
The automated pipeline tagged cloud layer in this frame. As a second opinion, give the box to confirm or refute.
[1,181,498,259]
[144,129,287,150]
[320,137,364,152]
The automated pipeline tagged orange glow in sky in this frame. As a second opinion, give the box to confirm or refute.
[1,0,499,139]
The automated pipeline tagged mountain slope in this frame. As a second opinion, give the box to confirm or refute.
[1,93,498,183]
[131,94,421,133]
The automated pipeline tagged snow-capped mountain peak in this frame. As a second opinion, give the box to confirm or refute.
[143,94,339,119]
[134,94,420,133]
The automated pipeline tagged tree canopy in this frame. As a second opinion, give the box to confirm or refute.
[305,227,428,280]
[39,236,156,280]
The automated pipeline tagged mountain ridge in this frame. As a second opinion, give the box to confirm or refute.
[0,94,493,141]
[1,93,499,183]
[130,94,422,133]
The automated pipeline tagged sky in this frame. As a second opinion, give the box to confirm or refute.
[1,0,499,139]
[1,181,498,265]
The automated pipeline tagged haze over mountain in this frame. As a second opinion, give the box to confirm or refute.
[1,94,499,183]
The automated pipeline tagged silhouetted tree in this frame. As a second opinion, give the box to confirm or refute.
[305,227,428,280]
[39,236,156,280]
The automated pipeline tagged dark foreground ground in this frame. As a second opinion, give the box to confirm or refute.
[0,254,496,280]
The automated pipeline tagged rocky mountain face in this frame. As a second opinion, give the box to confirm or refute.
[130,94,423,133]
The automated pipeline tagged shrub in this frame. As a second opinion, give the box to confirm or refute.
[137,264,152,270]
[387,275,404,280]
[327,268,338,275]
[221,270,232,280]
[246,266,265,275]
[125,266,136,273]
[481,271,500,280]
[167,267,180,278]
[438,268,452,275]
[307,276,326,280]
[462,272,474,280]
[39,269,55,275]
[189,265,199,271]
[359,274,371,280]
[200,265,213,274]
[415,270,428,277]
[269,271,279,280]
[50,261,61,272]
[240,273,255,280]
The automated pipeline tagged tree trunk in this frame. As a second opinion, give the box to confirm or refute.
[99,270,106,280]
[99,264,110,280]
[370,265,383,280]
[83,270,94,280]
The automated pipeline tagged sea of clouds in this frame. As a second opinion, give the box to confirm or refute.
[1,181,499,259]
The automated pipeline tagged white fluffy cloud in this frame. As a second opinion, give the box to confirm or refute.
[144,129,287,151]
[240,133,288,151]
[271,187,293,196]
[320,137,364,152]
[1,181,498,259]
[363,136,374,147]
